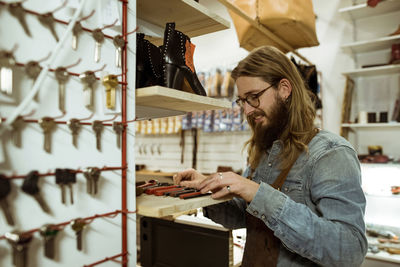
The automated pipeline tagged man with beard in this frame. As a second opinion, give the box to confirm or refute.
[173,46,367,266]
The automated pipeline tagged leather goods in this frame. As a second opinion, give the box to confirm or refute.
[228,0,319,53]
[162,22,207,96]
[136,33,163,89]
[367,0,382,7]
[390,43,400,64]
[242,129,319,267]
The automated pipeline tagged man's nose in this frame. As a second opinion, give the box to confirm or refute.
[242,102,256,116]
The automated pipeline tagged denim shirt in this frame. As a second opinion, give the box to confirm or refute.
[204,130,368,267]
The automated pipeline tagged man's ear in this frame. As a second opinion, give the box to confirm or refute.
[278,79,292,100]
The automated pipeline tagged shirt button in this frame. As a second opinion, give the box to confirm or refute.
[253,210,259,215]
[261,214,266,220]
[284,187,289,192]
[268,162,272,167]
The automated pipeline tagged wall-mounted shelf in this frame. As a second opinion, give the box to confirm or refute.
[136,86,232,120]
[339,0,400,19]
[342,64,400,78]
[137,0,230,39]
[136,194,231,218]
[342,122,400,128]
[341,35,400,53]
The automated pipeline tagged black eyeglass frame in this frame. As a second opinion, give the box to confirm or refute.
[235,84,275,108]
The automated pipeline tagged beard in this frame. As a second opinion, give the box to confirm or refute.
[247,97,289,151]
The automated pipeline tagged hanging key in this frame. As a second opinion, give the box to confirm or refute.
[65,169,76,205]
[5,231,33,267]
[10,116,24,148]
[38,12,59,42]
[21,170,51,214]
[39,117,56,153]
[92,120,104,151]
[67,118,81,148]
[92,28,105,62]
[72,21,83,50]
[8,3,32,37]
[55,67,70,113]
[102,74,119,109]
[83,168,93,195]
[113,121,124,149]
[55,169,66,204]
[39,224,59,259]
[25,61,42,101]
[71,218,87,251]
[79,71,97,109]
[0,50,16,95]
[0,174,15,225]
[91,167,101,195]
[113,35,125,68]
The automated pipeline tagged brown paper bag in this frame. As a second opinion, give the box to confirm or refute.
[229,0,319,53]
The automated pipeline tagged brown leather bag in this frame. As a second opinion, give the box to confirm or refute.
[228,0,319,53]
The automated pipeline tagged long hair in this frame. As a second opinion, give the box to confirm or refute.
[231,46,316,171]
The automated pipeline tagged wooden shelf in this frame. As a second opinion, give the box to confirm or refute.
[366,252,400,264]
[136,86,232,120]
[136,194,231,218]
[339,0,400,19]
[342,64,400,78]
[137,0,230,39]
[341,35,400,53]
[342,122,400,128]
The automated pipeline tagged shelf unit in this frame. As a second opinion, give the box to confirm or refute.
[341,35,400,53]
[342,122,400,128]
[338,0,400,19]
[135,2,233,218]
[342,64,400,78]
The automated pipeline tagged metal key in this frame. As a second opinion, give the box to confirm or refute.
[25,61,42,101]
[83,168,93,194]
[92,120,104,151]
[39,224,59,259]
[92,29,105,62]
[79,71,97,109]
[67,118,81,148]
[65,169,76,205]
[102,74,119,109]
[38,12,59,42]
[113,35,125,67]
[39,117,56,153]
[21,170,51,214]
[90,167,101,195]
[113,121,124,149]
[8,3,32,37]
[55,67,69,113]
[5,231,33,267]
[55,169,66,204]
[0,174,15,225]
[71,218,86,251]
[72,21,83,50]
[0,50,16,95]
[11,116,24,148]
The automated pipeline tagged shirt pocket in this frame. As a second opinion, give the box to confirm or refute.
[281,177,305,204]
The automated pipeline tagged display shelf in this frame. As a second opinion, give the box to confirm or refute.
[136,86,232,120]
[338,0,400,19]
[342,122,400,128]
[341,35,400,53]
[136,194,231,218]
[137,0,230,38]
[342,64,400,78]
[366,252,400,264]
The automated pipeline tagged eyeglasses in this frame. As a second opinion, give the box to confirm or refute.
[235,84,274,108]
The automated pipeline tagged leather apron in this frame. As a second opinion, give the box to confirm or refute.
[241,129,318,267]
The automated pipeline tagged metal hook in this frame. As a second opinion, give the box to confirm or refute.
[37,52,51,63]
[101,19,118,30]
[62,58,82,70]
[21,109,36,118]
[124,26,139,37]
[50,0,67,14]
[99,114,118,123]
[50,111,66,120]
[77,112,94,122]
[78,9,95,22]
[92,64,106,73]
